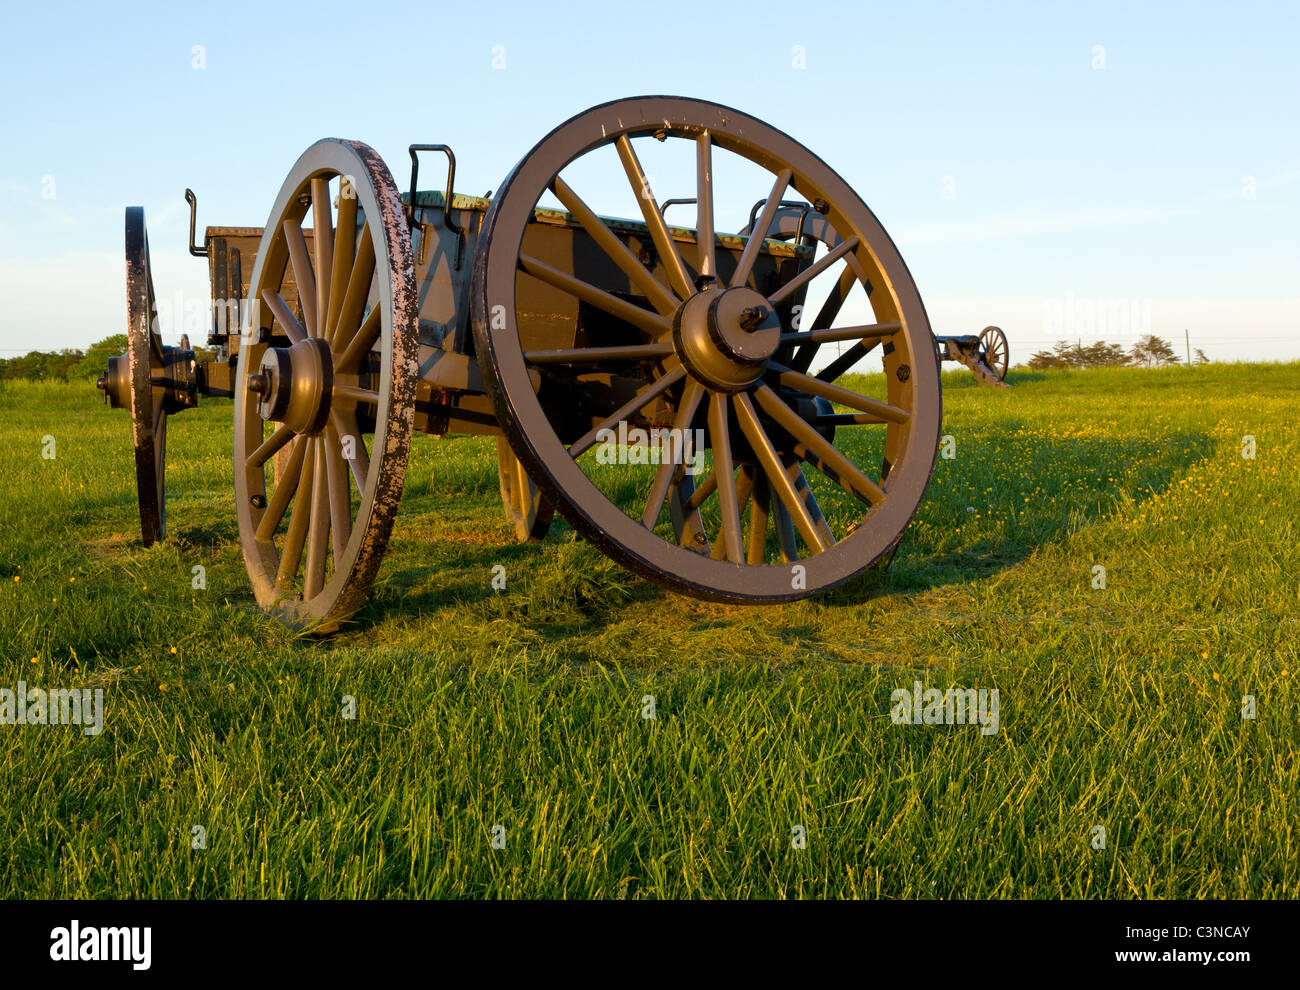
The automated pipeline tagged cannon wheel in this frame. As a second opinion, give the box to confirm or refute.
[472,96,941,603]
[124,207,168,546]
[497,438,554,542]
[233,139,418,632]
[978,326,1009,380]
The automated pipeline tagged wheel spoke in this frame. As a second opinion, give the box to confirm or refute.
[815,339,883,383]
[686,470,718,510]
[731,168,792,289]
[670,473,710,553]
[331,225,375,349]
[326,188,358,340]
[334,383,379,406]
[245,423,295,470]
[304,437,331,600]
[261,289,307,345]
[277,438,316,589]
[771,490,800,562]
[524,342,674,364]
[732,392,830,553]
[311,177,334,343]
[708,392,743,563]
[779,322,899,347]
[696,132,716,279]
[791,265,856,373]
[768,363,911,424]
[551,176,679,316]
[283,219,318,337]
[336,306,380,374]
[744,467,770,564]
[519,253,671,339]
[784,454,835,546]
[324,422,351,569]
[768,236,860,307]
[613,134,694,300]
[256,436,308,541]
[641,381,705,529]
[330,409,370,490]
[569,365,686,459]
[752,384,885,505]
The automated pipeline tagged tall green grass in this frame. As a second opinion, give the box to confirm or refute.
[0,363,1296,897]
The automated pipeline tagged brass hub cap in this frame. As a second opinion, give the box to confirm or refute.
[250,337,333,435]
[673,286,781,391]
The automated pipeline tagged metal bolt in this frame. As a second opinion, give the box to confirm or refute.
[739,306,768,331]
[247,372,270,396]
[653,129,668,142]
[250,494,267,509]
[813,198,830,215]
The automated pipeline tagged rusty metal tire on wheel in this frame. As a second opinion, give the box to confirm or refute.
[233,139,417,632]
[472,96,941,603]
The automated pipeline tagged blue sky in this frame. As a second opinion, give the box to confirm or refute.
[2,0,1297,362]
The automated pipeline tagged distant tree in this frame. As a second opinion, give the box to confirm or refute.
[68,334,129,381]
[0,348,84,382]
[1194,348,1210,365]
[1028,339,1130,370]
[1028,348,1067,369]
[1079,341,1130,367]
[1130,334,1181,368]
[1028,340,1077,369]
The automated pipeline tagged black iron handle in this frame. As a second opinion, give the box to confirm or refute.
[185,188,208,257]
[407,144,462,238]
[658,198,696,220]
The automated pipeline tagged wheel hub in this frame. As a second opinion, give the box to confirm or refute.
[97,354,131,409]
[249,337,333,435]
[673,286,781,391]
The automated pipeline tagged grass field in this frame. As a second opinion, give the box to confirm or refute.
[1,362,1297,898]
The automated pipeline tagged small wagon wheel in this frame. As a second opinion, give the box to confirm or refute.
[978,325,1009,380]
[233,139,418,632]
[472,96,941,603]
[497,438,554,542]
[124,206,167,546]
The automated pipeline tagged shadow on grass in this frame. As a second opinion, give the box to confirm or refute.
[322,427,1217,636]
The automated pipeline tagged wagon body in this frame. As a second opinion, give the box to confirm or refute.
[99,95,1011,632]
[199,190,815,441]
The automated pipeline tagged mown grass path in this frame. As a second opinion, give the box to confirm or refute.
[1,363,1296,897]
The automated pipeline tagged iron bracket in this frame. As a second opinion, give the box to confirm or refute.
[408,144,463,268]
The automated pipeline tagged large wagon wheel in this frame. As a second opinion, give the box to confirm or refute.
[978,325,1009,380]
[233,139,417,632]
[97,207,180,546]
[472,96,941,603]
[497,438,554,542]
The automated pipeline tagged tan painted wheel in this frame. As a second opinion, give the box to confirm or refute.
[496,437,553,542]
[978,325,1009,380]
[233,139,417,632]
[98,207,196,545]
[472,96,941,603]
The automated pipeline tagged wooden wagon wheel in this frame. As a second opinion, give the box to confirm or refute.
[233,139,417,632]
[96,207,179,545]
[497,438,554,542]
[472,96,941,603]
[978,325,1009,380]
[125,207,167,545]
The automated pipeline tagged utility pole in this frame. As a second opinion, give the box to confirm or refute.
[1185,329,1191,365]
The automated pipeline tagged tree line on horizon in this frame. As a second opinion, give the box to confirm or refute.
[0,332,1216,383]
[1028,334,1208,370]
